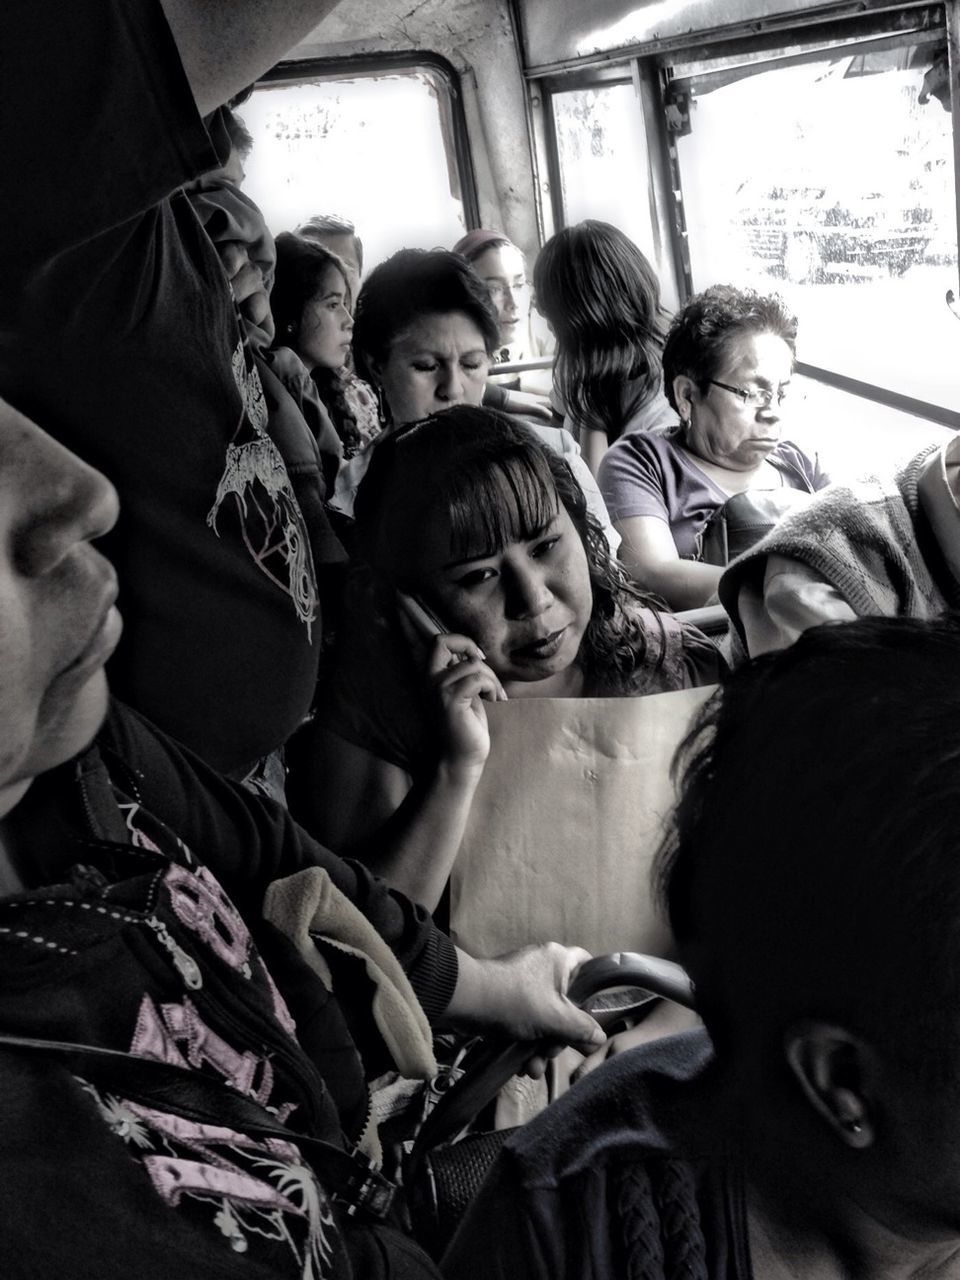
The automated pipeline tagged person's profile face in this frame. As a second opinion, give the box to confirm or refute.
[294,266,353,373]
[374,312,491,426]
[0,399,121,817]
[204,145,246,188]
[302,231,361,309]
[414,488,593,686]
[471,245,529,347]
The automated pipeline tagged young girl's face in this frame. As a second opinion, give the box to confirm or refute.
[295,265,353,372]
[415,485,593,685]
[471,244,529,348]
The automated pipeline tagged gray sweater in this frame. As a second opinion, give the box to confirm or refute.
[720,444,960,647]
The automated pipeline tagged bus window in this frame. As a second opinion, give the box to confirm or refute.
[550,81,659,261]
[240,64,471,273]
[670,36,957,414]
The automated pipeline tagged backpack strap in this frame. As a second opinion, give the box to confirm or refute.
[767,448,817,494]
[0,1030,396,1220]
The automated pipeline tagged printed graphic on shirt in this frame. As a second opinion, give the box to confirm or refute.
[208,336,319,639]
[117,797,178,859]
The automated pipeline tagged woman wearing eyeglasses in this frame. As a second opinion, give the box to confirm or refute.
[452,229,555,397]
[598,284,830,610]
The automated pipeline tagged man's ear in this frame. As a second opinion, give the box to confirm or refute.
[784,1021,877,1149]
[672,375,697,426]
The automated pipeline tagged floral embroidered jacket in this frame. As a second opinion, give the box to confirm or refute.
[0,702,454,1279]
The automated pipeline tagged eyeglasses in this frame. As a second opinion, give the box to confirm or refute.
[486,280,530,303]
[708,380,789,410]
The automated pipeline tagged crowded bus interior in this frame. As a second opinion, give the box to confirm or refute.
[3,0,960,1275]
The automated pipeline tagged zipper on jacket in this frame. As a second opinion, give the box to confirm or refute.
[145,914,203,990]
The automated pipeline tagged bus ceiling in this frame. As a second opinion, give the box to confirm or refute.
[516,0,946,71]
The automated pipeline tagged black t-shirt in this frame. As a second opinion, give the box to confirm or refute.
[1,0,322,775]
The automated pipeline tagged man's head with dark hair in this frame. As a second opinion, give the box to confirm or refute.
[202,106,254,187]
[653,615,960,1231]
[658,614,960,1091]
[222,107,254,163]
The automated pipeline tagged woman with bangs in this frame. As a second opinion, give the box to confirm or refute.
[328,246,619,554]
[298,408,721,916]
[533,220,675,476]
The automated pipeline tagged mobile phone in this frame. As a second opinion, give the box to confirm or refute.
[396,592,450,641]
[397,593,486,676]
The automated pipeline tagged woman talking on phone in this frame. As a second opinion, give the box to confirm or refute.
[296,409,721,915]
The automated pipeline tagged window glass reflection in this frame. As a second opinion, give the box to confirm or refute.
[241,72,467,273]
[675,43,957,410]
[552,83,661,268]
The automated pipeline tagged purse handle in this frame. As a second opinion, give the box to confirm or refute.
[406,952,694,1180]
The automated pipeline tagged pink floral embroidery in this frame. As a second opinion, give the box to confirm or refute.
[132,993,275,1104]
[164,863,251,974]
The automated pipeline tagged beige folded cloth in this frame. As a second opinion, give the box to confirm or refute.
[263,867,438,1081]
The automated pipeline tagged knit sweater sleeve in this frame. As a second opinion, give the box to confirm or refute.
[719,447,952,650]
[733,556,859,657]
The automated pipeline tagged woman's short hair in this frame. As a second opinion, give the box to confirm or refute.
[270,231,350,343]
[352,249,500,385]
[662,284,798,411]
[533,220,669,443]
[354,406,667,691]
[655,614,960,1086]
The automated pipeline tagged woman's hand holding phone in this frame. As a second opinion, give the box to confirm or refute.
[396,592,507,771]
[427,633,508,773]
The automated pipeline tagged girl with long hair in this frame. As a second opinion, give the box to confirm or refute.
[534,220,674,473]
[271,231,380,458]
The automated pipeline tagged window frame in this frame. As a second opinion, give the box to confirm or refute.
[258,50,481,230]
[528,1,960,428]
